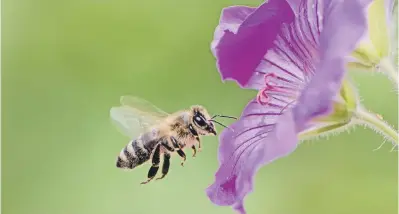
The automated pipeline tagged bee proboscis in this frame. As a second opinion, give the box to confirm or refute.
[110,95,236,184]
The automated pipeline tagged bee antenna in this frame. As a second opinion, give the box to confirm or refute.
[211,114,238,120]
[209,119,234,132]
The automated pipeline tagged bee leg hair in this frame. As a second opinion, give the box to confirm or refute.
[141,144,161,185]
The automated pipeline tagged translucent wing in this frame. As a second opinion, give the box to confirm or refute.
[110,96,170,139]
[119,96,169,118]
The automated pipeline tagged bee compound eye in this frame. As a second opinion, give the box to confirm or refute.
[194,116,206,127]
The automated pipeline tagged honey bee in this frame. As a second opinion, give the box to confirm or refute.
[110,95,236,184]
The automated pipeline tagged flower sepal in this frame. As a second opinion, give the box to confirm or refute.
[351,42,380,69]
[349,0,398,85]
[311,79,358,124]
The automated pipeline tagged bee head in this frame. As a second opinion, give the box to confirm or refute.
[190,106,217,136]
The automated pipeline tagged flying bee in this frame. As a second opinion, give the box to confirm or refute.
[110,95,236,184]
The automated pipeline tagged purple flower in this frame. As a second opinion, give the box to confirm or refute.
[206,0,368,213]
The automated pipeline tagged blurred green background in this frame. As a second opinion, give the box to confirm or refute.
[2,0,398,214]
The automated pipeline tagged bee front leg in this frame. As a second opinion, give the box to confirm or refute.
[191,145,197,158]
[196,137,202,153]
[141,144,161,185]
[170,136,186,167]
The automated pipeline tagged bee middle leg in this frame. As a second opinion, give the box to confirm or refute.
[161,141,174,152]
[170,136,186,167]
[141,144,161,185]
[190,125,201,153]
[193,136,202,157]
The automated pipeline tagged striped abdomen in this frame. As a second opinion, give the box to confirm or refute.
[116,138,155,169]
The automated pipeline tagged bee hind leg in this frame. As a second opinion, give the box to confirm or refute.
[140,166,159,185]
[140,144,161,185]
[156,153,171,181]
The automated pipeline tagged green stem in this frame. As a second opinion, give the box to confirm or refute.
[379,58,398,85]
[353,107,398,146]
[299,122,348,139]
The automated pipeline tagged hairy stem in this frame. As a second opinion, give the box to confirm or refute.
[353,107,398,146]
[379,57,398,86]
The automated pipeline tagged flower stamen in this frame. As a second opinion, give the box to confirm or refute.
[256,89,270,105]
[257,73,300,106]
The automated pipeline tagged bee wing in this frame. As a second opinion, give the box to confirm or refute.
[110,96,169,139]
[119,95,169,118]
